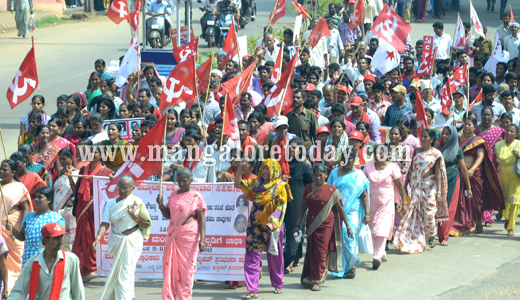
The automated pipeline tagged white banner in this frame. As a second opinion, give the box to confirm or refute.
[93,178,248,281]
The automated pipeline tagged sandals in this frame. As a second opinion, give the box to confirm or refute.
[284,265,293,274]
[344,267,356,279]
[311,284,321,291]
[273,289,283,294]
[485,222,493,227]
[440,241,448,246]
[429,238,436,248]
[243,293,258,299]
[372,259,381,270]
[476,222,483,233]
[507,230,514,236]
[496,212,503,220]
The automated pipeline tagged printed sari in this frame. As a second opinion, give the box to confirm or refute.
[53,171,78,212]
[22,211,65,266]
[99,194,151,300]
[393,148,448,254]
[162,190,207,300]
[99,140,134,172]
[328,168,369,277]
[451,136,504,236]
[34,144,60,181]
[300,184,342,285]
[27,163,52,187]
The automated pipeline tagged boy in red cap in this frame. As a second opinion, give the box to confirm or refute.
[10,223,84,300]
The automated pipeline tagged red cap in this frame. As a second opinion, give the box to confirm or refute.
[348,0,355,3]
[41,223,66,238]
[207,121,216,131]
[338,85,351,94]
[305,83,316,91]
[349,130,364,141]
[364,74,376,83]
[317,126,331,135]
[349,96,363,106]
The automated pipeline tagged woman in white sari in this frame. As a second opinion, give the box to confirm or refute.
[93,175,152,300]
[53,148,79,211]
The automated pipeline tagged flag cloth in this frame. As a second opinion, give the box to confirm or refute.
[197,56,213,93]
[291,0,308,19]
[511,6,515,23]
[416,48,437,78]
[115,38,140,87]
[221,59,257,105]
[469,91,482,111]
[484,32,508,76]
[371,3,411,52]
[348,0,364,30]
[130,9,139,32]
[160,55,197,110]
[450,63,468,89]
[220,21,238,68]
[104,116,168,198]
[271,44,283,83]
[415,88,429,138]
[173,38,198,63]
[453,15,466,49]
[470,2,485,38]
[264,49,300,117]
[6,39,39,110]
[222,93,240,141]
[439,78,452,113]
[372,42,400,75]
[269,0,286,26]
[308,17,331,48]
[107,0,129,24]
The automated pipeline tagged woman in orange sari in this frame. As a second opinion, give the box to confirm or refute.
[0,159,32,292]
[156,168,207,300]
[10,152,45,207]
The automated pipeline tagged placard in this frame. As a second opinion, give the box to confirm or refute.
[102,118,144,142]
[170,25,196,46]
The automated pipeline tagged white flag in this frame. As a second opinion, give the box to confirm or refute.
[293,15,303,43]
[237,35,248,61]
[115,38,140,88]
[372,41,400,75]
[470,2,485,38]
[484,32,509,76]
[453,15,466,50]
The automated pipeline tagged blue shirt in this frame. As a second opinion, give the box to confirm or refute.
[383,102,412,127]
[146,0,173,18]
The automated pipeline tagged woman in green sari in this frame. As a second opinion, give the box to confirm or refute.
[86,72,102,106]
[98,123,134,172]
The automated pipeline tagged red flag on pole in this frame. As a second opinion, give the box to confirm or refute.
[415,87,429,138]
[453,15,466,49]
[271,46,283,83]
[104,116,168,198]
[416,48,437,78]
[196,56,213,93]
[308,17,331,48]
[222,93,240,141]
[107,0,129,24]
[450,63,468,90]
[264,49,300,117]
[511,6,516,23]
[221,60,257,105]
[6,39,39,110]
[348,0,364,30]
[439,78,452,113]
[290,0,308,19]
[469,91,482,111]
[173,38,199,63]
[269,0,286,26]
[221,22,238,68]
[160,55,197,110]
[371,3,411,52]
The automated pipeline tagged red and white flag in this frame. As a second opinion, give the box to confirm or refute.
[271,45,283,83]
[416,48,437,78]
[470,2,485,38]
[221,22,238,68]
[130,10,139,32]
[348,0,364,30]
[269,0,286,26]
[469,90,482,110]
[450,63,468,89]
[484,32,507,76]
[291,0,308,19]
[196,56,213,93]
[511,6,516,23]
[160,55,197,110]
[308,17,331,48]
[107,0,129,24]
[415,87,429,138]
[222,93,240,141]
[221,60,257,105]
[439,78,452,112]
[115,38,140,87]
[173,38,198,63]
[453,15,466,49]
[372,3,411,52]
[372,42,400,75]
[264,49,300,118]
[104,116,167,198]
[6,39,39,109]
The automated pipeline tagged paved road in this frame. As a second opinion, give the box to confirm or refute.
[1,0,520,299]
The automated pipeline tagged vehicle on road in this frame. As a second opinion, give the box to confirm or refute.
[146,9,171,48]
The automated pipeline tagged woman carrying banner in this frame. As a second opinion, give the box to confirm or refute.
[235,158,292,299]
[98,122,134,172]
[72,145,112,282]
[93,175,152,300]
[156,168,207,300]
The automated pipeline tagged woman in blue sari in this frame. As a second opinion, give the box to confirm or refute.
[328,150,369,279]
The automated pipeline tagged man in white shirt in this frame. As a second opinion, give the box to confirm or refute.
[326,17,344,64]
[500,90,520,125]
[497,13,511,43]
[420,79,442,116]
[432,22,452,61]
[264,33,280,62]
[434,106,461,126]
[345,56,372,92]
[504,23,520,60]
[471,84,506,124]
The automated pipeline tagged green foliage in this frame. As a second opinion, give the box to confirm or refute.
[316,0,337,17]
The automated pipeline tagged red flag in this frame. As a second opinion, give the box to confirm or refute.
[221,60,257,105]
[290,0,308,19]
[104,116,167,198]
[439,78,452,112]
[415,88,429,138]
[469,91,482,111]
[173,38,198,63]
[6,39,39,110]
[107,0,129,24]
[160,55,197,110]
[511,6,516,23]
[271,46,283,83]
[264,49,300,118]
[308,17,331,48]
[348,0,364,30]
[130,10,139,32]
[416,48,437,78]
[371,3,411,52]
[450,63,468,89]
[470,2,484,38]
[222,93,240,141]
[269,0,286,26]
[196,56,213,93]
[221,22,238,68]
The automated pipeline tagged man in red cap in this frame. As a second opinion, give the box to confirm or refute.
[304,83,317,99]
[10,223,84,300]
[346,96,381,143]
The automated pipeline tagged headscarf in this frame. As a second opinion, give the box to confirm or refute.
[240,159,292,228]
[325,130,349,165]
[438,125,459,163]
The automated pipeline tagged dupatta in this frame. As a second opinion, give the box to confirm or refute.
[331,169,369,233]
[110,194,152,239]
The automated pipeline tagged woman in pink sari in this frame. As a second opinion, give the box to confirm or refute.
[47,118,76,158]
[476,108,505,226]
[156,168,207,300]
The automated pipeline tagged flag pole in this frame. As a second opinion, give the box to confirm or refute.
[218,92,228,173]
[0,184,14,241]
[200,56,213,147]
[159,115,168,197]
[448,12,459,66]
[268,0,279,26]
[278,77,291,116]
[335,42,362,103]
[465,64,469,118]
[235,25,243,72]
[0,126,6,160]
